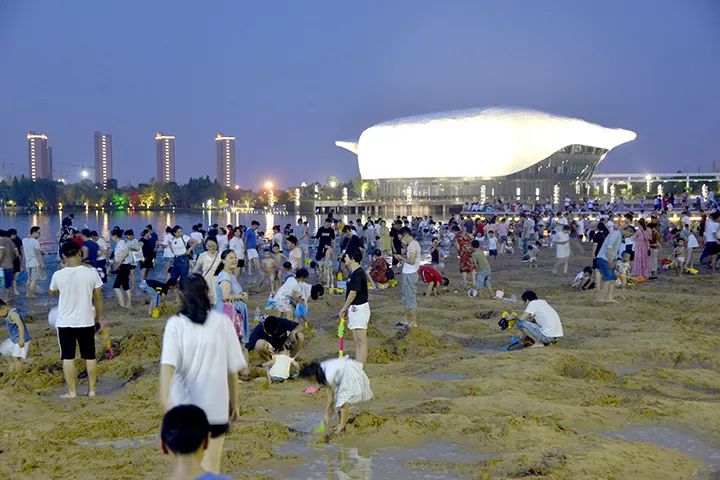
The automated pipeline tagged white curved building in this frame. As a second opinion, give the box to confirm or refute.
[336,107,636,201]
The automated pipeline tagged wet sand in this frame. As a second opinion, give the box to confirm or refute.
[2,243,720,479]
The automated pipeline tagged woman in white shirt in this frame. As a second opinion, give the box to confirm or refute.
[191,237,222,304]
[216,227,229,253]
[160,274,247,474]
[228,227,246,281]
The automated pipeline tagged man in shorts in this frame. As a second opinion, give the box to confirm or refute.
[394,227,421,329]
[514,290,564,347]
[596,225,635,303]
[339,250,370,364]
[49,241,104,398]
[22,226,45,298]
[245,221,260,276]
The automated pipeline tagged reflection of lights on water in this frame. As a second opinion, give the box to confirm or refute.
[264,212,275,238]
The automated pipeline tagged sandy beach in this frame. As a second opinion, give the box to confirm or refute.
[1,243,719,479]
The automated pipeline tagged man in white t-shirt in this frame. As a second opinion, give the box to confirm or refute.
[514,290,563,347]
[393,227,421,329]
[22,226,45,298]
[49,241,104,398]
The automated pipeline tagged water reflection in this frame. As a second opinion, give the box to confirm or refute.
[0,211,320,252]
[273,440,487,480]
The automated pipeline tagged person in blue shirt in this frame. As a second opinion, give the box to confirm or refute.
[161,405,232,480]
[245,220,260,276]
[0,299,30,369]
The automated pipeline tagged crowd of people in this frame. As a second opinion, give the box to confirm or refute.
[1,199,719,477]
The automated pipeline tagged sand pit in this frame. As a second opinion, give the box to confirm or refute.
[1,245,720,479]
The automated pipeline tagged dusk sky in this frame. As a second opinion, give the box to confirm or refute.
[1,0,718,189]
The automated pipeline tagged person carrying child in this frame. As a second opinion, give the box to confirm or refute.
[0,299,30,369]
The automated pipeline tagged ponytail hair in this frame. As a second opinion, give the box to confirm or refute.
[214,249,234,276]
[179,274,211,325]
[299,361,327,386]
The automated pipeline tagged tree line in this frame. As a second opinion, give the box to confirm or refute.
[0,175,372,210]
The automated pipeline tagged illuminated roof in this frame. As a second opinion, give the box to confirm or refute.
[336,107,636,180]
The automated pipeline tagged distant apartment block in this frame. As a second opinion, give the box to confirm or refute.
[93,131,113,186]
[155,132,175,183]
[27,131,52,180]
[215,133,236,188]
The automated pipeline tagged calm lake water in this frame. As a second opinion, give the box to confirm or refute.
[0,210,335,253]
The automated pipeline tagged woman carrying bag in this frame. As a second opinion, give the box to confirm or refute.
[214,250,250,344]
[192,237,222,303]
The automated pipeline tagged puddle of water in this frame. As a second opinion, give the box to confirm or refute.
[606,425,720,472]
[47,376,126,399]
[466,344,505,354]
[272,413,492,479]
[272,441,491,480]
[284,412,327,434]
[419,373,468,381]
[74,436,155,449]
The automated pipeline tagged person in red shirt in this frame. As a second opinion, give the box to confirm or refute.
[418,265,449,296]
[369,249,391,287]
[474,218,485,237]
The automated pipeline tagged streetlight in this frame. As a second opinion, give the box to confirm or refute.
[81,169,89,178]
[329,180,337,189]
[234,184,240,190]
[264,180,273,190]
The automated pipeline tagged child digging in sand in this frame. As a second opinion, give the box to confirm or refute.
[300,357,373,437]
[264,348,299,383]
[0,299,30,369]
